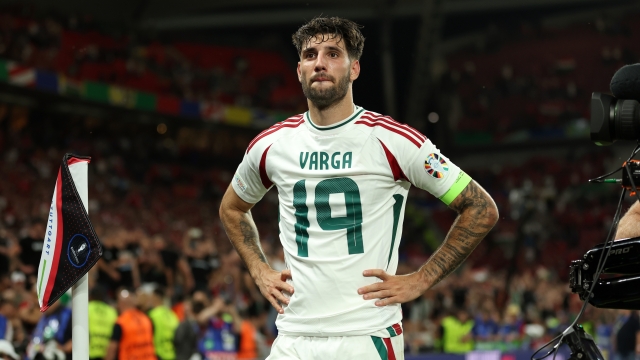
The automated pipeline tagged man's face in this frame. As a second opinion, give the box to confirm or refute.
[297,34,360,110]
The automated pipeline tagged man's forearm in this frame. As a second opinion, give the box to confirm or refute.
[220,208,269,276]
[419,181,498,288]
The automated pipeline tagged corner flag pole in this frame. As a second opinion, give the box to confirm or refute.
[68,162,90,360]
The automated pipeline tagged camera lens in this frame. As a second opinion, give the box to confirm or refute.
[615,99,640,140]
[591,93,640,145]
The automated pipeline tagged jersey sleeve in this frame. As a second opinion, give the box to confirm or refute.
[397,137,471,205]
[231,145,272,204]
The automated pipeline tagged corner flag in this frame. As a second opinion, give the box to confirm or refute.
[36,154,103,312]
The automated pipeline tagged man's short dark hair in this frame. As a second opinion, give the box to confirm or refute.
[292,17,365,61]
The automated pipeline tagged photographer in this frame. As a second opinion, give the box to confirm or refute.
[194,291,241,360]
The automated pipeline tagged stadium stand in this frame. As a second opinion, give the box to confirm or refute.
[442,14,638,145]
[0,4,637,359]
[0,9,305,112]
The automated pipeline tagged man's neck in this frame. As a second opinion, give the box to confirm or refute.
[307,94,355,127]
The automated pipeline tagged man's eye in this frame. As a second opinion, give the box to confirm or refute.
[305,53,316,59]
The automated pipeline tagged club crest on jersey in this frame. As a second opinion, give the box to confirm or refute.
[424,153,448,179]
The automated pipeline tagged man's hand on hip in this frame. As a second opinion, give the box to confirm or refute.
[357,269,426,306]
[254,266,294,314]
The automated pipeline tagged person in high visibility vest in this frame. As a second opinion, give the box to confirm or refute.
[105,288,157,360]
[441,308,475,353]
[88,286,118,360]
[146,286,179,360]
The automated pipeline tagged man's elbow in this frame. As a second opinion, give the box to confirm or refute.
[486,202,499,227]
[219,194,237,225]
[218,201,227,222]
[467,199,499,230]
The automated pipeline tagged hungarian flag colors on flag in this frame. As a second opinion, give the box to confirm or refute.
[37,154,103,312]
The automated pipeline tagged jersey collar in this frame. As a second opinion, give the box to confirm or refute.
[304,105,365,134]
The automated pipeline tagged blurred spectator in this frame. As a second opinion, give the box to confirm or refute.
[139,242,168,289]
[612,310,640,360]
[472,308,500,350]
[105,288,156,360]
[173,293,201,360]
[0,312,8,341]
[0,339,19,360]
[26,293,72,360]
[153,234,191,299]
[112,230,141,290]
[594,309,615,360]
[440,308,474,353]
[195,291,241,359]
[183,228,218,292]
[18,219,44,280]
[88,286,117,360]
[237,303,269,360]
[96,230,122,295]
[146,286,180,360]
[497,304,524,351]
[0,290,25,351]
[0,228,17,279]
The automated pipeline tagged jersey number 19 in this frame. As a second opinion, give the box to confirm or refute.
[291,177,404,261]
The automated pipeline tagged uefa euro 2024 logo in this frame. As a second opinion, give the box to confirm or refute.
[424,153,449,179]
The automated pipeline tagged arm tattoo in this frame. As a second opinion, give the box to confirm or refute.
[239,219,268,264]
[421,181,497,286]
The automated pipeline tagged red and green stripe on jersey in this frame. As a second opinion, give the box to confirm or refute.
[248,115,306,189]
[246,115,305,154]
[356,111,426,148]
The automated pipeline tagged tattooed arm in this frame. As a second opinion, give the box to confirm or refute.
[219,185,293,313]
[357,180,499,306]
[419,180,499,287]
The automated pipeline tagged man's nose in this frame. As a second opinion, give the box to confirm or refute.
[314,54,327,72]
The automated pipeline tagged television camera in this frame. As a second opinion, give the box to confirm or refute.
[536,64,640,360]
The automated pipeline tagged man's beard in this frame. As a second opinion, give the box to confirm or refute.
[301,72,351,110]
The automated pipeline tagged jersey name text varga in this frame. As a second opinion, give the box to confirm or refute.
[299,151,353,170]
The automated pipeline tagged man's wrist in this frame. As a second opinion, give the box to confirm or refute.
[248,261,271,279]
[413,269,431,294]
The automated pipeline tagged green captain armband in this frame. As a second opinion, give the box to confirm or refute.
[439,171,472,205]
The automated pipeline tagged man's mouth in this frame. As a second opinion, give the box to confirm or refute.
[312,75,332,83]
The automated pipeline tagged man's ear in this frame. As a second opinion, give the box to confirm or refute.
[350,60,360,81]
[297,62,302,83]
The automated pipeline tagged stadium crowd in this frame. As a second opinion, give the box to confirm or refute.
[0,3,639,360]
[0,100,631,359]
[0,7,304,111]
[439,12,639,143]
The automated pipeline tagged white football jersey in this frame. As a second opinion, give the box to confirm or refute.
[232,105,470,337]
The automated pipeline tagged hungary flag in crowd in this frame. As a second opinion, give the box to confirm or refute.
[36,154,103,312]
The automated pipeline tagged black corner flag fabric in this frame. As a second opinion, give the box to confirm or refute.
[37,154,103,312]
